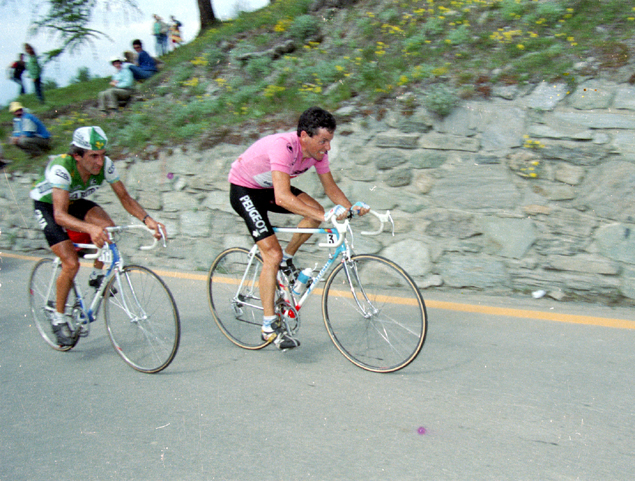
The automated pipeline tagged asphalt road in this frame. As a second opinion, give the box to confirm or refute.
[1,252,634,481]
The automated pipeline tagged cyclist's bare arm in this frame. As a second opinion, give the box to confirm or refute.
[318,171,370,218]
[110,181,166,239]
[271,170,326,223]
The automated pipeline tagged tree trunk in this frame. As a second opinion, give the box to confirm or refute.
[198,0,218,31]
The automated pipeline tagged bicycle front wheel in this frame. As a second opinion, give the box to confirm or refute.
[207,247,269,350]
[28,258,80,352]
[322,255,427,373]
[104,265,180,373]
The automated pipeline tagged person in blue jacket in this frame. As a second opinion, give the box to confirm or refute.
[9,101,51,156]
[128,39,158,81]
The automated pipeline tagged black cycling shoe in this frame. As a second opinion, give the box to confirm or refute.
[89,274,118,295]
[261,327,301,350]
[274,332,301,350]
[52,323,75,347]
[280,259,299,283]
[88,274,105,289]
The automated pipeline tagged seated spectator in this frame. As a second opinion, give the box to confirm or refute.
[128,39,158,81]
[98,56,135,115]
[9,102,51,156]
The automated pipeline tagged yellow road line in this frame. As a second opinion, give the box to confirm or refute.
[425,299,635,330]
[5,251,634,329]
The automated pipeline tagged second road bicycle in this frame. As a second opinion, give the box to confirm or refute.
[28,224,181,374]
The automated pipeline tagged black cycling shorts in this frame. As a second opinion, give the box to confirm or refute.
[229,183,304,243]
[33,199,99,247]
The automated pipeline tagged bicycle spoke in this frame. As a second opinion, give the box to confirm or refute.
[104,265,180,373]
[323,255,427,373]
[208,247,270,350]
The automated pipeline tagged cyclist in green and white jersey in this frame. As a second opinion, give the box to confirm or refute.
[30,126,166,347]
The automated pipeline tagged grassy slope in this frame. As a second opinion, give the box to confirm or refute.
[2,0,634,172]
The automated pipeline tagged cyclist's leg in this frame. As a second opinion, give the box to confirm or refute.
[230,184,281,318]
[34,201,79,316]
[84,203,116,230]
[256,235,283,317]
[50,240,80,313]
[81,202,115,273]
[284,192,324,256]
[229,184,300,349]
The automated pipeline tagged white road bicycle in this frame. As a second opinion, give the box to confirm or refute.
[28,224,181,374]
[207,210,427,373]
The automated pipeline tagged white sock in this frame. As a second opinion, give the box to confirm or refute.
[282,252,292,262]
[262,315,277,331]
[52,312,66,326]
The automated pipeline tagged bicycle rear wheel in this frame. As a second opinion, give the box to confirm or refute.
[207,247,269,349]
[28,258,80,352]
[322,254,427,373]
[104,265,180,373]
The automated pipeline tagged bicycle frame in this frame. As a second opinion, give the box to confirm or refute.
[235,210,393,331]
[48,225,164,333]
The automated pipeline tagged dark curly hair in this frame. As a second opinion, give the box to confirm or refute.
[297,106,336,137]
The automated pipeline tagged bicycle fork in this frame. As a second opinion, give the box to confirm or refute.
[112,270,147,324]
[341,258,380,318]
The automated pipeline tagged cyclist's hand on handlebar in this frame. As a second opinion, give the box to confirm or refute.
[88,224,110,248]
[324,205,347,222]
[145,217,167,240]
[350,201,370,217]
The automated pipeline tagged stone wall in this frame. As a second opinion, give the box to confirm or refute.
[3,77,635,304]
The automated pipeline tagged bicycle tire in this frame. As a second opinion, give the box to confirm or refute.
[104,265,180,373]
[28,258,80,352]
[322,254,427,373]
[207,247,269,350]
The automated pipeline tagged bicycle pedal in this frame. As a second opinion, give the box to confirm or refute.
[79,323,90,337]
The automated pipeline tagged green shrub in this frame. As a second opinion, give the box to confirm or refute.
[246,56,273,80]
[72,67,92,84]
[378,8,400,24]
[422,17,445,37]
[424,84,458,117]
[204,46,227,70]
[403,34,428,55]
[288,15,320,42]
[42,79,59,91]
[499,0,527,20]
[447,25,472,46]
[536,1,565,23]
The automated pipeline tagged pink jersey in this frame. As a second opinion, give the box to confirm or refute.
[228,131,331,189]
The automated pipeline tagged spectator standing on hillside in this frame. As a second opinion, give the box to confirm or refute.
[98,57,135,115]
[24,44,44,104]
[128,40,158,81]
[9,101,51,156]
[169,16,183,50]
[152,14,169,56]
[9,53,26,96]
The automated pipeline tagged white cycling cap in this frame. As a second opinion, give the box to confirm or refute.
[71,126,108,151]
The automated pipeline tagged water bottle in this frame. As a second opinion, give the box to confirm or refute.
[292,267,313,296]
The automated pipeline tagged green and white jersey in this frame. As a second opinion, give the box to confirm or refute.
[30,153,120,204]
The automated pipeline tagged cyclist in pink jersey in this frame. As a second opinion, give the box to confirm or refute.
[228,106,370,349]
